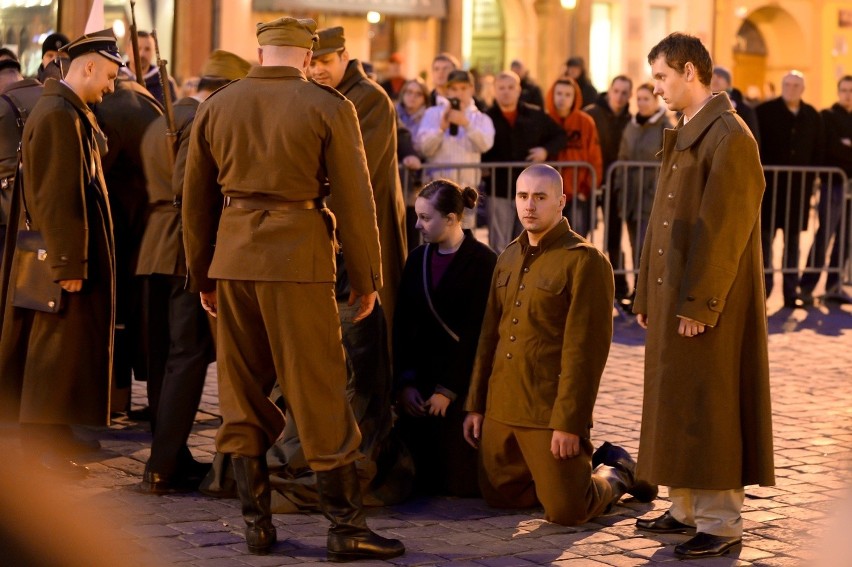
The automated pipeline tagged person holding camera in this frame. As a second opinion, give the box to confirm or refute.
[415,70,495,229]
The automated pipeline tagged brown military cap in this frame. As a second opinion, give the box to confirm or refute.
[313,26,346,57]
[201,50,251,80]
[60,28,124,65]
[256,17,318,49]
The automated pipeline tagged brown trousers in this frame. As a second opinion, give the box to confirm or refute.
[480,417,612,526]
[214,279,361,471]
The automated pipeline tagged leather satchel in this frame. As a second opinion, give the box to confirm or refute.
[12,229,63,313]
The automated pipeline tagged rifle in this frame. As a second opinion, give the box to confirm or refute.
[151,29,178,170]
[129,0,145,87]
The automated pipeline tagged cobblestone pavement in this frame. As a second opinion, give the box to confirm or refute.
[2,300,850,566]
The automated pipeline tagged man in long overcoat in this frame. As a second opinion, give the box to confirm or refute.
[0,30,121,476]
[633,33,775,559]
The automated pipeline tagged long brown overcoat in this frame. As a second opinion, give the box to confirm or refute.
[0,79,115,426]
[334,60,406,322]
[633,92,775,490]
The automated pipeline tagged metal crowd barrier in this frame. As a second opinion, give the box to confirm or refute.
[400,160,851,295]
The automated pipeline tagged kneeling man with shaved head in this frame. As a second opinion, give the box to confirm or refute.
[463,164,656,524]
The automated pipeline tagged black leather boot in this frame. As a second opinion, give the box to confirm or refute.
[231,455,277,555]
[592,441,658,502]
[594,463,632,512]
[316,463,405,562]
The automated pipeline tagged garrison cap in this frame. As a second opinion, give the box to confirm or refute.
[313,26,346,57]
[60,29,124,66]
[42,32,69,57]
[446,69,474,86]
[201,50,251,80]
[256,17,318,49]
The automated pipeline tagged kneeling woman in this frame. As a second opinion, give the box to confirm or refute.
[393,179,497,497]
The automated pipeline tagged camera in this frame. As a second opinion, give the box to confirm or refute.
[448,97,461,136]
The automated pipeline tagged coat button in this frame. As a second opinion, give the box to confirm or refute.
[663,220,670,228]
[510,335,516,341]
[672,164,678,170]
[657,248,664,255]
[523,267,529,273]
[687,295,695,301]
[656,277,663,285]
[519,284,525,290]
[667,192,674,199]
[512,318,519,324]
[506,352,513,359]
[515,300,521,307]
[709,299,719,307]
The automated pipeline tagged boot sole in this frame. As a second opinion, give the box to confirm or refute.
[327,548,405,563]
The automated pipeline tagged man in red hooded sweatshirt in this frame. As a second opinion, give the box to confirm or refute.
[545,78,603,236]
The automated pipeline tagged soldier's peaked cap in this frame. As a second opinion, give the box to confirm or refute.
[313,26,346,57]
[256,17,318,50]
[60,29,124,66]
[202,50,251,80]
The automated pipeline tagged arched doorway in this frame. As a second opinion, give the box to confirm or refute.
[733,19,768,99]
[734,6,807,102]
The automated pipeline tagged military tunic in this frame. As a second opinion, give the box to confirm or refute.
[0,79,115,425]
[465,219,616,524]
[633,92,775,490]
[182,66,382,467]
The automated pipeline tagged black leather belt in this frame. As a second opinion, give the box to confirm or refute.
[225,196,324,211]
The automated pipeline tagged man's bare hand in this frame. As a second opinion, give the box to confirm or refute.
[526,147,547,162]
[551,430,580,460]
[677,316,705,337]
[425,392,451,417]
[463,412,483,448]
[200,290,217,317]
[59,279,83,292]
[348,290,377,323]
[636,313,648,329]
[402,155,422,170]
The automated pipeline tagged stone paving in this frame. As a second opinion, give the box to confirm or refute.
[3,298,851,566]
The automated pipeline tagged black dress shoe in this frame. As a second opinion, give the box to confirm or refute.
[139,471,198,495]
[635,511,695,534]
[39,452,89,478]
[674,532,741,558]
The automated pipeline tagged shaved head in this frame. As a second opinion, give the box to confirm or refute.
[517,164,563,198]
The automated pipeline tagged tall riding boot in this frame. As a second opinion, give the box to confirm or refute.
[316,463,405,562]
[594,463,632,512]
[592,441,658,502]
[231,455,277,555]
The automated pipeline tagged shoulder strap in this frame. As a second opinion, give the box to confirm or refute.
[422,243,460,343]
[2,93,31,228]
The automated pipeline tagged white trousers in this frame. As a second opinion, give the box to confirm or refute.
[668,487,745,537]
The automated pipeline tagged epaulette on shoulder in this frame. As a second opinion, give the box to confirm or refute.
[309,78,346,101]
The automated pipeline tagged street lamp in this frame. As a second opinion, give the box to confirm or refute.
[560,0,577,9]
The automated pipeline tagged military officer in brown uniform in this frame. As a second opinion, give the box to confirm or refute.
[463,164,654,525]
[0,30,121,476]
[309,26,407,322]
[181,17,404,561]
[634,33,774,558]
[264,25,409,510]
[137,50,250,495]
